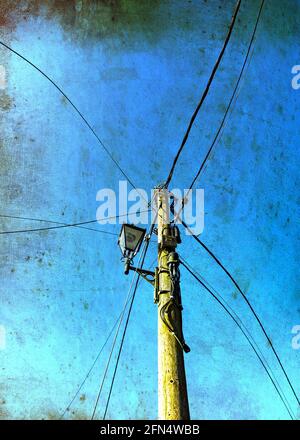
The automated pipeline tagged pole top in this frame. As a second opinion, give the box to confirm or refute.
[154,182,167,190]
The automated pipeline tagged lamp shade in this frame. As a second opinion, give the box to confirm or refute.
[118,224,146,257]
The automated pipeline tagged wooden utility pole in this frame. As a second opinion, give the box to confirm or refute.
[155,188,190,420]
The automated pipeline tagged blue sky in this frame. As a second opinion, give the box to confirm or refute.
[0,0,299,420]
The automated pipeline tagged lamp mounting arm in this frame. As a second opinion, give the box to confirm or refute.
[128,266,155,286]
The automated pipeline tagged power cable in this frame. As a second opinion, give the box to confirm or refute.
[102,224,155,420]
[0,214,118,236]
[0,210,150,235]
[0,41,137,190]
[0,42,171,229]
[181,219,300,408]
[90,227,154,420]
[168,0,265,225]
[180,256,296,419]
[61,254,156,419]
[158,255,190,353]
[165,0,242,187]
[59,311,121,419]
[188,0,265,191]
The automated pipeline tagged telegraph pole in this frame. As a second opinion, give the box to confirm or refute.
[155,188,190,420]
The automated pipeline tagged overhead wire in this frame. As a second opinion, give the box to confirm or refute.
[90,244,148,420]
[60,250,156,420]
[168,0,265,224]
[0,41,154,414]
[188,0,266,191]
[180,256,296,419]
[59,311,121,419]
[0,210,150,235]
[163,0,299,412]
[0,40,166,223]
[0,214,118,236]
[0,40,137,190]
[180,219,300,408]
[60,254,155,419]
[165,0,242,187]
[0,40,171,233]
[91,209,157,420]
[102,223,156,420]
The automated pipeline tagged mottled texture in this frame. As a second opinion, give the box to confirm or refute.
[0,0,299,420]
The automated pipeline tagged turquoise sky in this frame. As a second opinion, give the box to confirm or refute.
[0,0,299,420]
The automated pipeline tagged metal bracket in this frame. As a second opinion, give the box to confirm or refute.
[129,266,155,286]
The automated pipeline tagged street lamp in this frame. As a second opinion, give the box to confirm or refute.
[118,224,146,274]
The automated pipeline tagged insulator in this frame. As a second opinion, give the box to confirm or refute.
[173,225,181,244]
[167,252,179,266]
